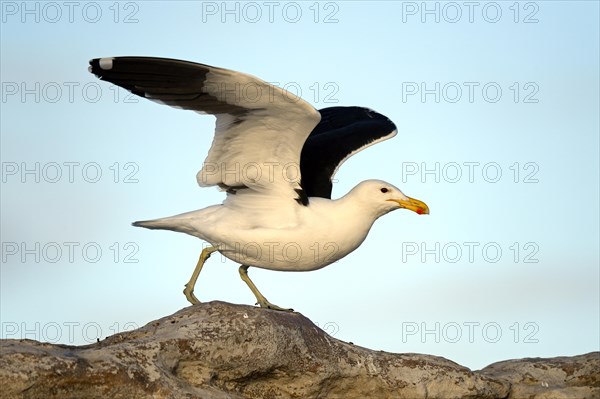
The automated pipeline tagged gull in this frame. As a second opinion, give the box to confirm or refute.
[89,57,429,311]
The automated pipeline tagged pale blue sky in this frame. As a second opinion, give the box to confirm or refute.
[1,1,598,370]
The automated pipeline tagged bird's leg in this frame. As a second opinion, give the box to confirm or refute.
[183,246,218,305]
[238,265,293,312]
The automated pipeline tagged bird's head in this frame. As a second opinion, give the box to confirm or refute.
[350,179,430,219]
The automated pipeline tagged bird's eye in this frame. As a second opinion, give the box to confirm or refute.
[380,187,389,193]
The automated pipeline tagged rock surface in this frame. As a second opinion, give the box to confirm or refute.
[0,301,598,399]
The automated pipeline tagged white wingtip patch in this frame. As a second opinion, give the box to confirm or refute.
[99,58,114,70]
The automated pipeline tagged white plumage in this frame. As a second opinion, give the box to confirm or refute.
[89,56,429,310]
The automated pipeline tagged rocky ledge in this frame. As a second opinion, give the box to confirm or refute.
[0,301,598,399]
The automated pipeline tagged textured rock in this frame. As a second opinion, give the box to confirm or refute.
[480,353,599,399]
[0,301,597,399]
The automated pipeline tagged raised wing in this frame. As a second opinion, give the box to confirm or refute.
[89,57,321,203]
[300,107,397,198]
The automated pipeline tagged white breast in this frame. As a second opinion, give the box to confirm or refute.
[194,197,376,271]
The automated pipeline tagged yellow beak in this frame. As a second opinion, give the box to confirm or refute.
[387,196,430,215]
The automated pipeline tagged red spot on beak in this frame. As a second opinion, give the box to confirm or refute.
[416,208,424,215]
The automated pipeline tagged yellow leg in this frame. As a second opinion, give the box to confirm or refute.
[183,246,218,305]
[238,265,293,312]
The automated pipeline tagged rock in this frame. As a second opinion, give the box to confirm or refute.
[480,353,599,399]
[0,301,597,399]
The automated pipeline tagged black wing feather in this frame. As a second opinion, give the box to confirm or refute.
[300,107,397,199]
[88,57,247,116]
[90,59,395,202]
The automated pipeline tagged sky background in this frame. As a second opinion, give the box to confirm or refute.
[1,1,599,370]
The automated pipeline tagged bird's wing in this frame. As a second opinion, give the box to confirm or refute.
[88,57,321,205]
[300,106,397,199]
